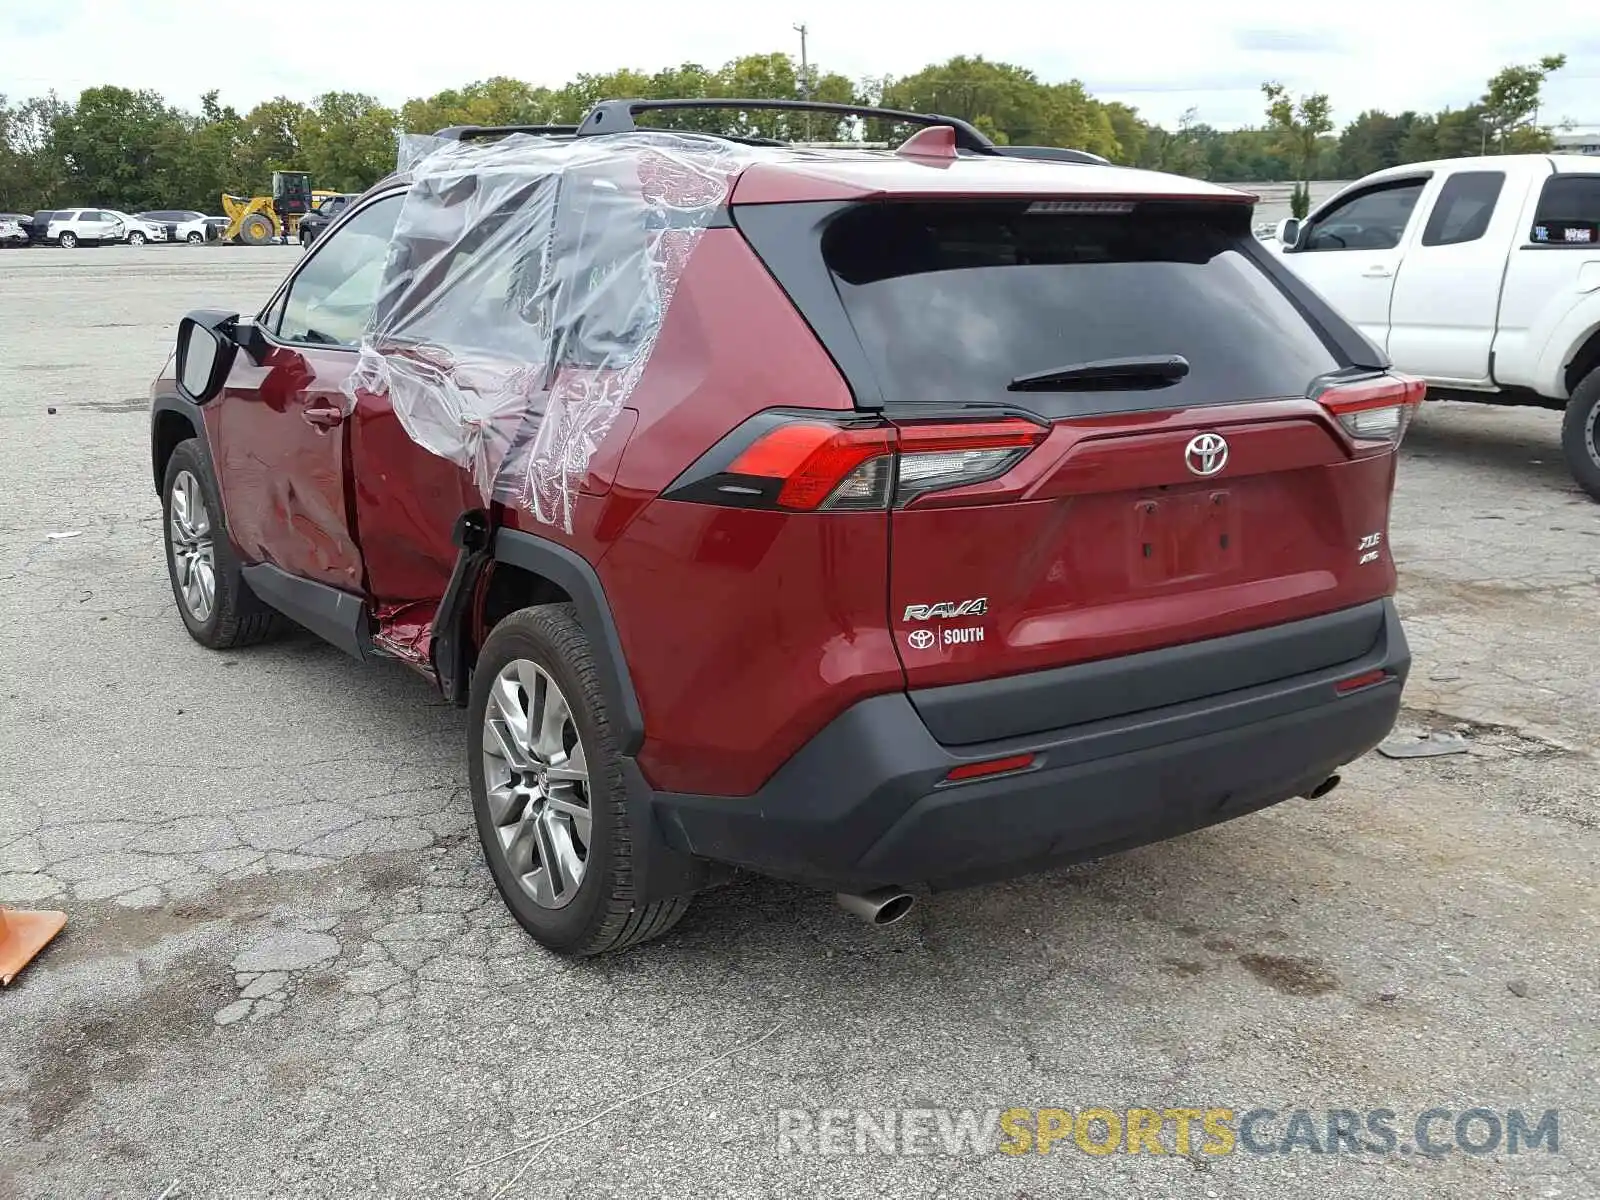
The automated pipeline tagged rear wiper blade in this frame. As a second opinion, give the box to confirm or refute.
[1007,354,1190,392]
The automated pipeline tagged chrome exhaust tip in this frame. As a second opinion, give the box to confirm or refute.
[836,888,916,927]
[1301,773,1342,800]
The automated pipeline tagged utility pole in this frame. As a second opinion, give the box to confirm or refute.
[794,22,812,141]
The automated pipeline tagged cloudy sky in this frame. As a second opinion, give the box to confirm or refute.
[3,0,1597,129]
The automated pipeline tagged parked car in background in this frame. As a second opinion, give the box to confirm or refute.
[1270,155,1600,499]
[296,192,360,248]
[44,208,125,247]
[204,216,230,238]
[0,214,29,247]
[138,210,216,244]
[104,210,166,245]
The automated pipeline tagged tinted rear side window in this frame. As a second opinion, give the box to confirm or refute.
[1422,171,1504,246]
[820,202,1341,414]
[1531,175,1600,246]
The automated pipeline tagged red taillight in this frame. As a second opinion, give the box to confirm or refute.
[1317,375,1426,447]
[672,414,1046,512]
[943,752,1036,783]
[728,423,893,510]
[897,420,1046,453]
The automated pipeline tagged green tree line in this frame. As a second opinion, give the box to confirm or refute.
[0,51,1572,215]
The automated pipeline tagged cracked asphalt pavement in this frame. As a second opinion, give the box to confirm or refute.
[2,248,1597,1199]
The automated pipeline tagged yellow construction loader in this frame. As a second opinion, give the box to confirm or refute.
[220,171,339,245]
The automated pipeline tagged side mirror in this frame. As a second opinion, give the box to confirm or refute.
[1275,217,1302,249]
[175,309,240,404]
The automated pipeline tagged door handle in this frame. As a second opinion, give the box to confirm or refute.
[1363,265,1394,278]
[303,404,346,429]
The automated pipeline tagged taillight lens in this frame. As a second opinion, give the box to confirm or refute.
[895,420,1045,505]
[665,413,1047,511]
[1317,375,1426,448]
[727,423,894,510]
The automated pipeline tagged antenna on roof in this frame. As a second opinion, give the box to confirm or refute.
[896,125,959,160]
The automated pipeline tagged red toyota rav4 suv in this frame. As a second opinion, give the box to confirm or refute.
[149,100,1414,956]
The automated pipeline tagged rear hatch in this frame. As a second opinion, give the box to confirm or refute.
[735,189,1406,712]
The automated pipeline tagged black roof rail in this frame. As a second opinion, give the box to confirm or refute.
[574,98,998,153]
[433,124,581,141]
[430,108,1109,166]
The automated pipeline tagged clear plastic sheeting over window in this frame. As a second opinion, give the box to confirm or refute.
[347,131,756,531]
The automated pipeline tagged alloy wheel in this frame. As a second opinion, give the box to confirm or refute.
[481,659,593,909]
[168,469,216,622]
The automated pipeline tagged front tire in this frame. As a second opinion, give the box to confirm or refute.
[238,213,274,246]
[128,231,147,246]
[1561,369,1600,502]
[161,439,284,648]
[468,604,690,956]
[58,231,77,248]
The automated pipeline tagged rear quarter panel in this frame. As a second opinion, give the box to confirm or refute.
[508,226,901,797]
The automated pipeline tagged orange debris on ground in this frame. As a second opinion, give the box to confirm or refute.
[0,906,67,986]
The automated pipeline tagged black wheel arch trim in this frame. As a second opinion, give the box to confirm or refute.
[491,528,645,755]
[150,388,212,494]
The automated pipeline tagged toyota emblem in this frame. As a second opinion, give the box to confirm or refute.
[1184,432,1229,477]
[907,629,936,651]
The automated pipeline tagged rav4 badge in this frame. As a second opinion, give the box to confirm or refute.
[904,598,989,622]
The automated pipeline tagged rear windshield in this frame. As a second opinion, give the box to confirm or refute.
[820,202,1342,414]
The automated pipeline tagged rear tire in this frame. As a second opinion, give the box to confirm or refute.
[186,231,203,244]
[468,604,690,956]
[161,439,284,649]
[1561,369,1600,502]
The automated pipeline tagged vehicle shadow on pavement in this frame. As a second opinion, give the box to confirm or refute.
[1404,405,1578,494]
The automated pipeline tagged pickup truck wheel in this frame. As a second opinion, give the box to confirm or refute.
[161,439,284,648]
[1561,369,1600,502]
[468,604,690,956]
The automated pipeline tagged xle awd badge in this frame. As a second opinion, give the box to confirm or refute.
[1184,432,1228,477]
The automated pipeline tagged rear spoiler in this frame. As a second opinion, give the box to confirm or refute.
[994,145,1111,166]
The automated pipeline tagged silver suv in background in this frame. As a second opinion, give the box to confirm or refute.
[104,210,167,245]
[0,214,29,247]
[138,210,216,244]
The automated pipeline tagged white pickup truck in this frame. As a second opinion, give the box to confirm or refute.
[1270,154,1600,499]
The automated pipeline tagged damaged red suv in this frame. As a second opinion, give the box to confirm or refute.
[149,99,1414,955]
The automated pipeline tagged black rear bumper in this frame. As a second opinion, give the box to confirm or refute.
[648,599,1409,893]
